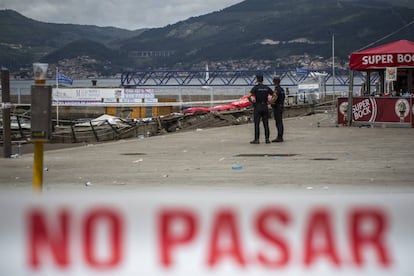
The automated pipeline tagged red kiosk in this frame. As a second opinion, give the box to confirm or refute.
[338,40,414,127]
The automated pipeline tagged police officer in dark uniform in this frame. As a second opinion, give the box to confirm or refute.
[271,77,285,142]
[247,74,274,144]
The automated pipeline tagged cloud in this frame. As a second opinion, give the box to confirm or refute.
[0,0,242,30]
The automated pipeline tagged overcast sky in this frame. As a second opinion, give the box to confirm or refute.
[0,0,243,30]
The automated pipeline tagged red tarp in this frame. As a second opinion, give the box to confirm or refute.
[349,40,414,71]
[183,95,252,115]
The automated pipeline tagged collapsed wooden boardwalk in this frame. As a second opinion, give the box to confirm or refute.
[1,104,315,145]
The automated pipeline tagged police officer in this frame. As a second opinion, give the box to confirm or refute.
[247,74,274,144]
[271,77,285,142]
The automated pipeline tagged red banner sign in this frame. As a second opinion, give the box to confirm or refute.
[337,97,413,126]
[349,40,414,71]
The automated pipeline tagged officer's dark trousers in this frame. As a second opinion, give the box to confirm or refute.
[253,104,270,141]
[272,106,284,139]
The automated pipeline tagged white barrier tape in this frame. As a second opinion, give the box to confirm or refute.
[1,102,13,109]
[0,191,413,276]
[51,99,238,107]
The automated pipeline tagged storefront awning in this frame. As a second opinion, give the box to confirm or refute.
[349,40,414,71]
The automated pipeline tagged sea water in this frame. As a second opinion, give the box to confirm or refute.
[8,77,358,95]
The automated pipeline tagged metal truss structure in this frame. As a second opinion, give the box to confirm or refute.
[121,69,374,88]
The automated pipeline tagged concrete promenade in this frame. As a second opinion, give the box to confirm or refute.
[1,113,413,193]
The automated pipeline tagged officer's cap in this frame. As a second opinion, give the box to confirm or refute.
[256,72,264,82]
[273,77,281,83]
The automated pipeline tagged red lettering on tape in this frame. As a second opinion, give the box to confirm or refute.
[255,207,290,268]
[28,209,70,269]
[304,209,340,266]
[83,209,123,268]
[159,209,197,267]
[350,208,391,267]
[207,209,245,267]
[27,207,123,270]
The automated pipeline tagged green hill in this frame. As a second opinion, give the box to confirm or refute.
[120,0,414,67]
[0,9,143,71]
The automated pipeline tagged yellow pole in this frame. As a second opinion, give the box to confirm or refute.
[31,62,49,193]
[33,141,44,192]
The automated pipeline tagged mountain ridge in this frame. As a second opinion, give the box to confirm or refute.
[1,0,413,76]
